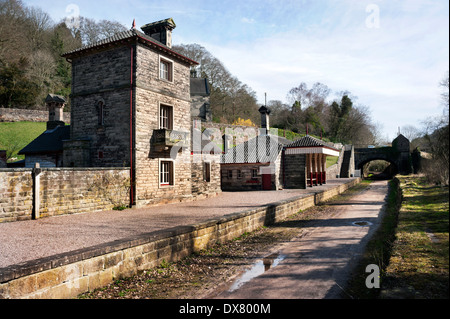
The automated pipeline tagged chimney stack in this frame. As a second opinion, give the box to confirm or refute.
[45,94,66,130]
[141,18,176,48]
[258,105,271,135]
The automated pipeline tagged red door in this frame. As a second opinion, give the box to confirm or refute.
[262,174,271,190]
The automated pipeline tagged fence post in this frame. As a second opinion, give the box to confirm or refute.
[32,163,41,220]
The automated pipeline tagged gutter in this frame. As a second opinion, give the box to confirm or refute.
[62,31,199,67]
[128,44,135,207]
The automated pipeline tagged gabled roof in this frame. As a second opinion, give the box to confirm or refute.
[285,134,331,148]
[221,134,289,164]
[62,28,198,66]
[285,135,340,156]
[19,126,70,155]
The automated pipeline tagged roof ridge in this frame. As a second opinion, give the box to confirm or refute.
[62,28,198,65]
[286,134,337,149]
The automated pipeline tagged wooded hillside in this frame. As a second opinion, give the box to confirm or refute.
[1,0,381,145]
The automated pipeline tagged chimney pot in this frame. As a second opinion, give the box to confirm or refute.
[258,105,271,134]
[141,18,176,48]
[45,94,66,130]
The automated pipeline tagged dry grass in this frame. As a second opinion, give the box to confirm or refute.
[381,175,449,299]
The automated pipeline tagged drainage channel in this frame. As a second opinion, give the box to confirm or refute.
[228,253,286,292]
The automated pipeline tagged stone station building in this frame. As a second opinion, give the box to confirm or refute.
[15,17,343,209]
[59,18,221,207]
[220,106,340,191]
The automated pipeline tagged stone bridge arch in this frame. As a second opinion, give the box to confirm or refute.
[356,156,399,177]
[354,134,413,176]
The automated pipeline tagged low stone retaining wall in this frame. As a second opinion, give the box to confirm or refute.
[0,108,71,123]
[0,167,130,223]
[0,178,360,299]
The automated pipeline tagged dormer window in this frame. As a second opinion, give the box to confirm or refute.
[159,56,173,82]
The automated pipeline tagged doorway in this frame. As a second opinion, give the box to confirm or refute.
[262,174,271,190]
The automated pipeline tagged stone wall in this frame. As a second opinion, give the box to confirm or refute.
[191,94,211,122]
[220,153,284,192]
[0,168,130,223]
[221,163,266,191]
[0,177,361,299]
[24,154,62,168]
[0,108,71,123]
[191,153,222,198]
[327,147,345,180]
[283,153,307,189]
[68,46,132,168]
[0,169,33,223]
[134,43,194,207]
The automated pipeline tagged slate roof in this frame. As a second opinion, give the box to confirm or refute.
[190,78,210,96]
[221,134,290,164]
[45,94,66,104]
[19,126,70,155]
[285,134,338,150]
[62,27,198,66]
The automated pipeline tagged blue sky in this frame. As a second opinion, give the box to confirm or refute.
[23,0,449,140]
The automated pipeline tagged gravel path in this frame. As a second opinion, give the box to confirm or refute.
[0,179,353,269]
[211,180,389,299]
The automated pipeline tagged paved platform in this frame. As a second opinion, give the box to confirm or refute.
[0,178,355,269]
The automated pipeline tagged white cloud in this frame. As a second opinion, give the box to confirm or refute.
[200,0,448,139]
[241,17,255,24]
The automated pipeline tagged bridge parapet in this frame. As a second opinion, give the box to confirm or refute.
[353,134,412,175]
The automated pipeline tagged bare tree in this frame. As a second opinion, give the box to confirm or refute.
[173,43,259,123]
[24,5,53,50]
[97,19,127,40]
[0,0,30,63]
[420,72,449,185]
[401,125,421,143]
[75,16,126,45]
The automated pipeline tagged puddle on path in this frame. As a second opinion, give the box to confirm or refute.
[352,221,373,227]
[228,253,286,292]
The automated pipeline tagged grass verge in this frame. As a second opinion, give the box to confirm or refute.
[345,175,449,299]
[381,175,449,299]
